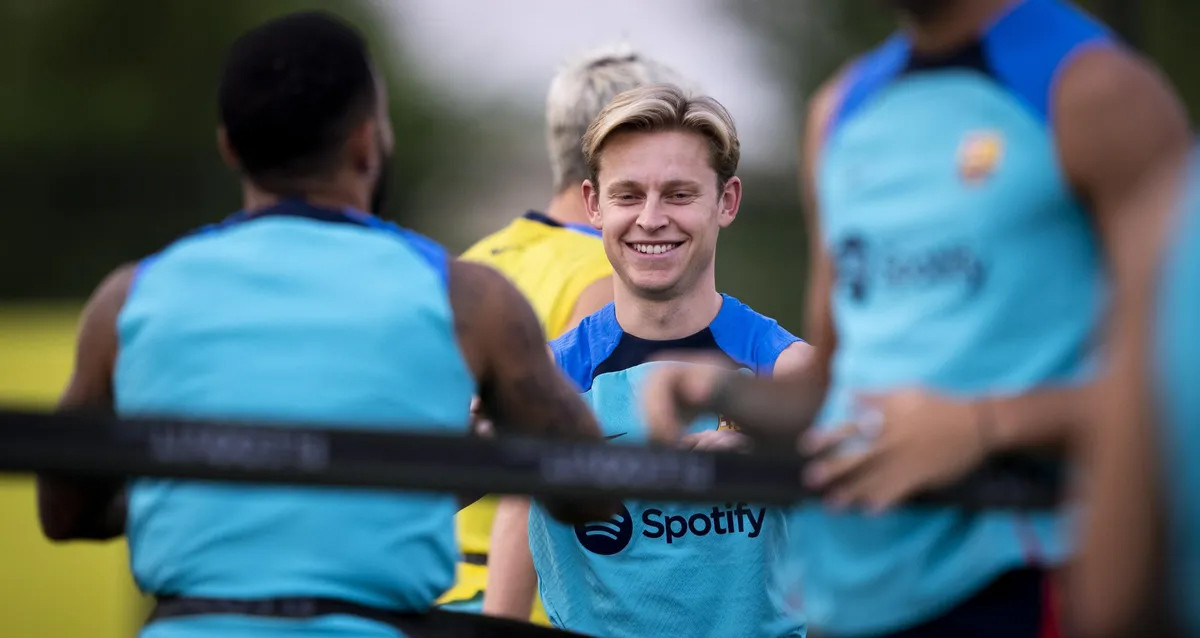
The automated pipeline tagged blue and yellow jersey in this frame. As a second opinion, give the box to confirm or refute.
[441,211,610,616]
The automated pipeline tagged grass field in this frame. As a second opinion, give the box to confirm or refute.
[0,303,141,638]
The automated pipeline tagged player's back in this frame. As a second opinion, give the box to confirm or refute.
[806,0,1109,634]
[117,199,475,638]
[1156,149,1200,636]
[530,297,804,638]
[444,210,609,612]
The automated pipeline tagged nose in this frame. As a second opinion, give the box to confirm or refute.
[636,199,669,232]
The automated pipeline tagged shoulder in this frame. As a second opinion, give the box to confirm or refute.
[549,225,608,269]
[1055,45,1183,124]
[709,295,803,376]
[460,221,515,262]
[549,303,619,391]
[821,34,910,140]
[447,260,532,331]
[1054,44,1191,193]
[78,262,138,354]
[772,341,817,378]
[982,0,1113,125]
[371,224,451,286]
[92,263,138,310]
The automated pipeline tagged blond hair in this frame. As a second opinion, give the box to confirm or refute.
[582,83,740,187]
[545,44,687,193]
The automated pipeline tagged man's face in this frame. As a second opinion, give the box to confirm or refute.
[583,129,740,301]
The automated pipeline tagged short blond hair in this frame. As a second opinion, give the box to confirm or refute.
[583,84,740,187]
[545,44,687,193]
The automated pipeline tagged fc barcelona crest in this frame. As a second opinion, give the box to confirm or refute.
[717,415,740,432]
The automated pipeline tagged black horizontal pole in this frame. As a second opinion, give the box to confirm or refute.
[0,409,1062,510]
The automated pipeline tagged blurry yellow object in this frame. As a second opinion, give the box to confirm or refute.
[0,303,142,638]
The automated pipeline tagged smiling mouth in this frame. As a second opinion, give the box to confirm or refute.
[628,241,684,255]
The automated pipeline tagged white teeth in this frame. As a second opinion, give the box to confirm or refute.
[631,243,680,255]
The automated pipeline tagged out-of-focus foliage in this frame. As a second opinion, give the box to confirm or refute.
[0,0,472,299]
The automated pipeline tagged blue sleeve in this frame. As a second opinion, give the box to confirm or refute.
[826,34,910,142]
[708,295,802,376]
[127,254,161,297]
[395,228,451,289]
[983,0,1113,126]
[550,325,593,392]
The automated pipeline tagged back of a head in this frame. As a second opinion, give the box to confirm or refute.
[545,44,688,193]
[582,83,740,187]
[218,11,377,187]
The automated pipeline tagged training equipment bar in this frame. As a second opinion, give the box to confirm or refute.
[0,409,1062,510]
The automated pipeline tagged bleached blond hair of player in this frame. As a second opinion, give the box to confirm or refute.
[545,44,688,193]
[582,83,740,187]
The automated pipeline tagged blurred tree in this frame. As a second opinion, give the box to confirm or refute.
[0,0,474,298]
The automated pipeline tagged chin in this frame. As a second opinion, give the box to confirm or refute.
[627,278,681,301]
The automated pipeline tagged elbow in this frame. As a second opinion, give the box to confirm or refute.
[38,511,83,542]
[35,475,124,542]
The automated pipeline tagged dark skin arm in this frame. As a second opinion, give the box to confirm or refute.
[448,260,615,524]
[37,264,135,541]
[1069,152,1186,638]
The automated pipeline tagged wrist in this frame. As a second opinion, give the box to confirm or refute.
[700,368,739,414]
[972,398,1000,455]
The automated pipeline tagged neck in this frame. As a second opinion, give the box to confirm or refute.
[544,186,591,226]
[614,271,723,341]
[901,0,1014,53]
[241,176,371,215]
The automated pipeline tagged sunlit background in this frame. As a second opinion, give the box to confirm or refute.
[1,1,1196,636]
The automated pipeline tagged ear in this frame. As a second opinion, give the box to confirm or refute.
[582,179,603,229]
[716,176,742,228]
[344,117,380,177]
[216,126,241,171]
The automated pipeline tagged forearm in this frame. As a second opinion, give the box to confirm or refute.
[977,384,1092,454]
[482,496,538,620]
[707,370,826,444]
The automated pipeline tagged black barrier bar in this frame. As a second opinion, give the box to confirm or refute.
[0,409,1062,509]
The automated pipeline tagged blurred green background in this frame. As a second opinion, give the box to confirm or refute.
[0,1,1194,636]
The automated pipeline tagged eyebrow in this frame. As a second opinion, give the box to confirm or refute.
[659,179,703,191]
[606,179,703,191]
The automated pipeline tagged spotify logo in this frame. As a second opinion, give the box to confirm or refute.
[573,504,634,555]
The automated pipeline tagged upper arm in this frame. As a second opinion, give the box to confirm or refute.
[771,341,818,382]
[38,263,134,541]
[449,260,603,441]
[800,70,850,387]
[1071,161,1184,638]
[562,275,613,334]
[60,263,136,412]
[1058,47,1192,302]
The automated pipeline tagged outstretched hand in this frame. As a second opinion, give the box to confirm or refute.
[641,352,741,446]
[801,389,991,513]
